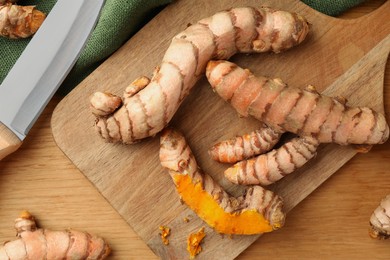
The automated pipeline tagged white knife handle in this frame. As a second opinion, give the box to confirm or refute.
[0,122,22,160]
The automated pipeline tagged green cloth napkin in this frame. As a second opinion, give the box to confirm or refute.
[301,0,366,16]
[0,0,366,94]
[0,0,172,94]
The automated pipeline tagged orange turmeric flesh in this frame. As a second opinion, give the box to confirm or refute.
[173,173,276,234]
[160,128,285,235]
[187,227,206,259]
[159,225,171,245]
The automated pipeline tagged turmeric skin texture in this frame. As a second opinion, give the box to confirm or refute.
[369,195,390,240]
[206,60,389,146]
[159,128,285,235]
[0,4,45,39]
[225,136,318,185]
[0,211,111,260]
[91,6,310,144]
[209,123,283,164]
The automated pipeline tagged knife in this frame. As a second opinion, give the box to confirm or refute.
[0,0,104,160]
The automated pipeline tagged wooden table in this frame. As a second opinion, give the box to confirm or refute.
[1,1,389,259]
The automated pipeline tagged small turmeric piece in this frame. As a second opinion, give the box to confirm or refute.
[187,227,206,259]
[160,128,285,235]
[0,4,45,39]
[369,195,390,240]
[206,60,389,146]
[0,211,111,260]
[0,0,17,4]
[209,124,283,164]
[159,225,171,245]
[225,136,319,186]
[90,91,123,117]
[92,6,309,144]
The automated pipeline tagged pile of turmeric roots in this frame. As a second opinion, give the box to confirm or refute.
[0,0,45,39]
[2,4,386,259]
[90,5,389,240]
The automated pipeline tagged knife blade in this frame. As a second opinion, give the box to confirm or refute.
[0,0,104,160]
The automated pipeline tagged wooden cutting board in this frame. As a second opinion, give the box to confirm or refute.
[51,0,390,259]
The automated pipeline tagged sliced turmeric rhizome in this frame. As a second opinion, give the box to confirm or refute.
[159,128,285,235]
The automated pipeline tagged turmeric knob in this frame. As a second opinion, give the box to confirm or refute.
[14,210,37,236]
[369,195,390,239]
[0,4,46,39]
[90,92,123,117]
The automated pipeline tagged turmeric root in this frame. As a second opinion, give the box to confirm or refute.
[225,136,319,185]
[0,211,111,260]
[206,60,389,146]
[209,123,283,164]
[0,4,45,39]
[160,128,285,235]
[369,195,390,239]
[92,6,310,144]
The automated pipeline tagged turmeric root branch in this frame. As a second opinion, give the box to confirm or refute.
[160,128,285,235]
[209,124,283,164]
[225,136,319,186]
[90,92,123,117]
[206,60,389,146]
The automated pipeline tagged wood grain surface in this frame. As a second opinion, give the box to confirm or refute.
[0,1,389,259]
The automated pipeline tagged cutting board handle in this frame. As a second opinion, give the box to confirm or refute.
[0,122,22,160]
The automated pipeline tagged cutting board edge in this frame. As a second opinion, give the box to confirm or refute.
[50,0,390,259]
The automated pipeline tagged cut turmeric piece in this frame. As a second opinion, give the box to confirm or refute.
[0,4,46,39]
[160,128,285,235]
[187,227,206,259]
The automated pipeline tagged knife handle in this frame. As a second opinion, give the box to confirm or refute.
[0,122,22,160]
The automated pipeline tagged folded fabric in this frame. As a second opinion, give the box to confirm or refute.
[301,0,366,16]
[0,0,366,94]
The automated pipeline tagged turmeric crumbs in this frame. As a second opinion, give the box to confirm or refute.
[159,225,171,245]
[187,227,206,259]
